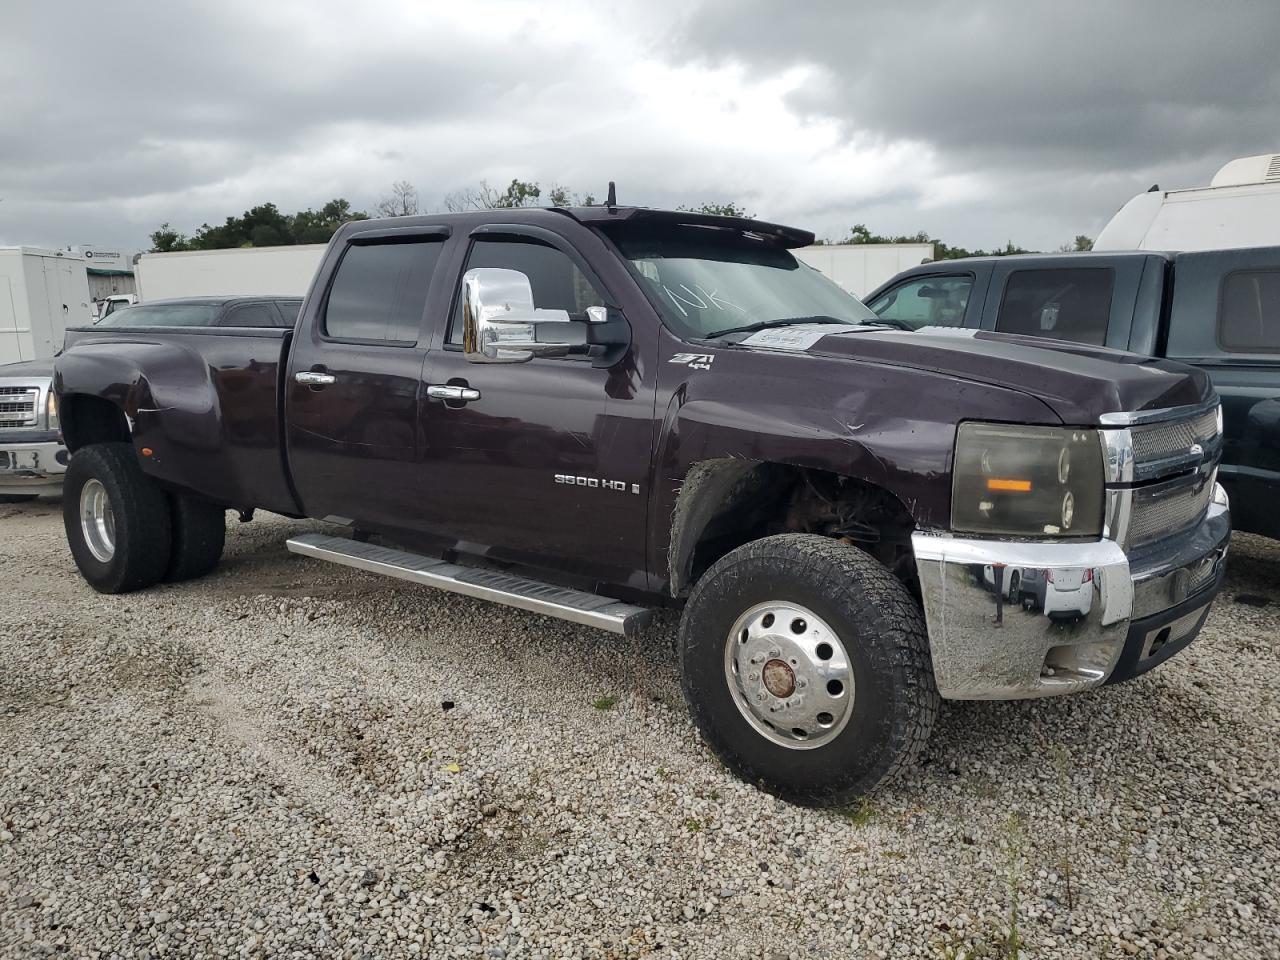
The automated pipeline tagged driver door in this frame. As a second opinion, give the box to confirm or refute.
[417,227,655,590]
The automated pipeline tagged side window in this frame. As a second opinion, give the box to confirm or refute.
[448,237,605,344]
[996,268,1114,346]
[325,240,443,343]
[223,302,281,328]
[1219,269,1280,352]
[868,275,972,329]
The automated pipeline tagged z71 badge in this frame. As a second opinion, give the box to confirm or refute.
[669,352,714,371]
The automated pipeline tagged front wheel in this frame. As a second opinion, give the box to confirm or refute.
[63,442,172,593]
[678,534,938,805]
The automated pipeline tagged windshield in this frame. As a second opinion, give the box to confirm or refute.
[607,226,878,339]
[95,303,221,327]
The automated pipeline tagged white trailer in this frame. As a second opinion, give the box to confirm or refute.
[0,248,94,365]
[794,243,935,298]
[136,245,328,301]
[1094,153,1280,252]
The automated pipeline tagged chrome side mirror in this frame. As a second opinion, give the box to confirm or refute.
[463,267,575,364]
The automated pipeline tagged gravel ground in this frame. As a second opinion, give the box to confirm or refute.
[1,499,1277,959]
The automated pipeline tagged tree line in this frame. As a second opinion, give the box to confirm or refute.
[148,179,1090,255]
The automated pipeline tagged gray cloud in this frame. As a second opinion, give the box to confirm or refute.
[2,1,1276,253]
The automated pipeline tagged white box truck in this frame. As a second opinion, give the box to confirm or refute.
[795,243,935,297]
[1095,153,1280,252]
[0,247,94,365]
[136,244,328,300]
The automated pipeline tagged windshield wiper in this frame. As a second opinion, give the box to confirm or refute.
[703,316,849,339]
[858,316,914,331]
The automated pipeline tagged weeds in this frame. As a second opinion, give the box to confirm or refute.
[835,798,877,827]
[1053,745,1078,910]
[592,694,619,711]
[998,813,1026,959]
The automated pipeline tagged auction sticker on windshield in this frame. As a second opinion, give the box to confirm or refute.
[740,325,844,351]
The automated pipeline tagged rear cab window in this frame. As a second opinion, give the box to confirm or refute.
[324,240,444,344]
[221,302,281,328]
[995,268,1114,346]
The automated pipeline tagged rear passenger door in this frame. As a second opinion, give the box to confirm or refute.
[980,258,1144,350]
[285,227,450,531]
[1165,248,1280,536]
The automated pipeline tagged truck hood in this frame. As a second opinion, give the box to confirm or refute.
[0,357,55,380]
[804,326,1213,423]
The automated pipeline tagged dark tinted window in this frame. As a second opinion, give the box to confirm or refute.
[222,302,281,327]
[325,240,442,342]
[1219,269,1280,352]
[996,268,1114,346]
[448,238,604,343]
[97,302,221,327]
[868,275,972,329]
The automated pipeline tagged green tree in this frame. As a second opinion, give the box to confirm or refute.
[149,223,189,252]
[679,201,755,218]
[833,223,1035,259]
[149,198,368,253]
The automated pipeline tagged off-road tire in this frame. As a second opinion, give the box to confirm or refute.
[63,442,171,593]
[678,534,938,805]
[165,494,227,583]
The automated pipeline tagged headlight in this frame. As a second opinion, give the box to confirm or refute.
[46,389,59,430]
[952,422,1104,537]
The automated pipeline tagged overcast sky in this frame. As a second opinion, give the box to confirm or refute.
[3,0,1278,253]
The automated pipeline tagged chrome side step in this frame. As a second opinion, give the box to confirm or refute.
[286,533,653,637]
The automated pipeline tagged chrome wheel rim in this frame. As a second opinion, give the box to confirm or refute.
[723,601,855,750]
[79,478,116,563]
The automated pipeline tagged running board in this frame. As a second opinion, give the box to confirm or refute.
[286,533,652,637]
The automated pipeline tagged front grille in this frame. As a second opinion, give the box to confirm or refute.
[0,387,38,427]
[1127,474,1215,547]
[1130,408,1218,473]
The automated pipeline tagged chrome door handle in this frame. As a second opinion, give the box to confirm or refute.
[426,384,481,402]
[295,371,336,385]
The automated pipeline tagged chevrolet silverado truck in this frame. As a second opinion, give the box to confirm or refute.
[54,205,1230,804]
[0,358,67,501]
[865,246,1280,539]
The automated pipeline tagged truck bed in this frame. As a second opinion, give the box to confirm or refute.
[58,326,298,515]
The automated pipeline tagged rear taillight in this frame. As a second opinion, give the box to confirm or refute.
[1044,569,1054,583]
[1084,568,1094,583]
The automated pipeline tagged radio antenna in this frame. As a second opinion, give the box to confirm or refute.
[606,181,617,211]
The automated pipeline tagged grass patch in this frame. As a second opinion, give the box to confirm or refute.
[835,799,877,827]
[592,694,619,711]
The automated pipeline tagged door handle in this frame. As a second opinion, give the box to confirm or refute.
[426,384,481,402]
[295,371,336,386]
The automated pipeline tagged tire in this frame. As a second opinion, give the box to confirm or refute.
[62,442,171,594]
[0,494,38,503]
[1008,570,1021,603]
[678,534,938,805]
[165,494,226,582]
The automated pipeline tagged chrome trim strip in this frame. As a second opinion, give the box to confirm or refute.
[1097,397,1220,427]
[287,533,652,637]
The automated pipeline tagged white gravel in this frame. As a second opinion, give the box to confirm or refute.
[1,498,1277,959]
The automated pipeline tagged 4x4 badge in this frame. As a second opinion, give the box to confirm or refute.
[669,353,714,371]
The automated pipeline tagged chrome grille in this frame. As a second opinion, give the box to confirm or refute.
[0,386,39,427]
[1130,408,1218,466]
[1128,475,1215,547]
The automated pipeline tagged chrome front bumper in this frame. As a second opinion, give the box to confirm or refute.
[912,488,1230,700]
[0,434,67,495]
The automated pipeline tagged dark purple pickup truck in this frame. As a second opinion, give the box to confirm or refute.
[54,205,1230,803]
